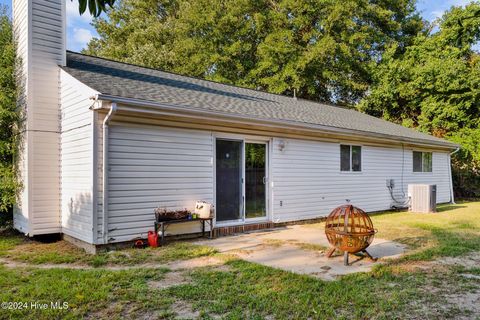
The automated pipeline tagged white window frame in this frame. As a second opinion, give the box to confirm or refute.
[340,144,362,173]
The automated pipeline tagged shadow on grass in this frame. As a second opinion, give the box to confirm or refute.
[436,205,467,213]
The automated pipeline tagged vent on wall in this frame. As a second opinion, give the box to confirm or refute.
[408,184,437,213]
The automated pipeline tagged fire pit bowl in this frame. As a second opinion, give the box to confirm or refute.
[325,204,377,265]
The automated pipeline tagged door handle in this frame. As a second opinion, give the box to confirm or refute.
[263,176,267,185]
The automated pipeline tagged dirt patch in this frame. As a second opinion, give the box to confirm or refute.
[444,290,480,320]
[0,255,226,272]
[262,239,327,253]
[436,252,480,268]
[412,288,480,320]
[171,300,200,319]
[149,271,191,289]
[0,257,88,270]
[212,264,233,272]
[385,252,480,274]
[403,253,480,319]
[85,301,160,320]
[166,256,225,270]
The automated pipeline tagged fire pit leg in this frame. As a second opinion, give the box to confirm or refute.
[343,251,349,266]
[362,250,377,262]
[326,247,336,258]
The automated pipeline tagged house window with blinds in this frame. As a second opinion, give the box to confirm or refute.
[340,145,362,172]
[413,151,432,172]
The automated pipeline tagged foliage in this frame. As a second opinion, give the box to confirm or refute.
[76,0,116,17]
[359,3,480,197]
[0,8,20,213]
[85,0,423,106]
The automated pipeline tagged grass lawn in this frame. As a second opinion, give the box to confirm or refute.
[0,202,479,319]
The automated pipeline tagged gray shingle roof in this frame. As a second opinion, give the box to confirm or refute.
[62,51,457,148]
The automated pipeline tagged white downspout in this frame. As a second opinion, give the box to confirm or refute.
[102,103,118,244]
[448,147,460,204]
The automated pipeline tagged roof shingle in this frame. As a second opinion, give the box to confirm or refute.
[62,51,457,148]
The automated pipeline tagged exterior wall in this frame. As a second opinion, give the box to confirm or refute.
[98,120,452,243]
[60,70,98,243]
[13,0,65,235]
[12,0,30,234]
[271,138,451,222]
[103,123,214,243]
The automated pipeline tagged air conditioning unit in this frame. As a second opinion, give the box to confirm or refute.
[408,184,437,213]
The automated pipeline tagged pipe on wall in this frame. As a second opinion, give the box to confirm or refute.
[102,103,117,244]
[448,147,460,204]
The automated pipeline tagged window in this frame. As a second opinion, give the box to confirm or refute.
[413,151,432,172]
[340,145,361,172]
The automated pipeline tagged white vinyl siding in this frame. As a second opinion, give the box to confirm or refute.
[271,138,451,222]
[96,121,452,243]
[13,0,65,235]
[105,124,214,243]
[60,71,98,243]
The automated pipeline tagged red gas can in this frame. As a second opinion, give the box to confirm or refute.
[148,231,158,247]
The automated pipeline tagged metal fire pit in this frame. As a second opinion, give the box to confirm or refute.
[325,204,377,265]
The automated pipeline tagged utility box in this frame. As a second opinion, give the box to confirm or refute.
[408,184,437,213]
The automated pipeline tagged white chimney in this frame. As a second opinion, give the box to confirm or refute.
[13,0,65,235]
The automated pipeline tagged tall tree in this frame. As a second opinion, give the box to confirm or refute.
[77,0,116,17]
[359,3,480,197]
[85,0,423,105]
[0,7,20,212]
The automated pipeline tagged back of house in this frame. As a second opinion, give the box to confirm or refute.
[12,0,459,251]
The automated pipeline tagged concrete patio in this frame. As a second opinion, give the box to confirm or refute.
[195,224,406,280]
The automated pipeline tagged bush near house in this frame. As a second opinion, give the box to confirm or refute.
[0,7,20,217]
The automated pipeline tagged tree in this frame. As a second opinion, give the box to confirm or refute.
[359,3,480,197]
[85,0,423,106]
[77,0,116,17]
[0,7,20,213]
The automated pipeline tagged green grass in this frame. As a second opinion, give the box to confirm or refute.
[1,236,216,267]
[167,260,474,319]
[371,201,480,261]
[0,265,171,319]
[0,202,479,319]
[304,201,480,262]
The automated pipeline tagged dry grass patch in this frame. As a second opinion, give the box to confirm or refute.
[262,238,328,252]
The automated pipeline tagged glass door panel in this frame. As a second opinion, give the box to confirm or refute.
[216,139,242,222]
[245,143,266,219]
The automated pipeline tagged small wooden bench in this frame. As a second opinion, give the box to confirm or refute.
[154,218,214,245]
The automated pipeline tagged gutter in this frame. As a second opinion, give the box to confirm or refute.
[102,103,117,244]
[448,147,461,204]
[92,94,459,150]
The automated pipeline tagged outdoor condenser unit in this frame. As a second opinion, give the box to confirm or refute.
[407,184,437,213]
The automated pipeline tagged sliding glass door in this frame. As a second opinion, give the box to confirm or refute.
[245,143,267,219]
[215,139,242,222]
[215,139,268,223]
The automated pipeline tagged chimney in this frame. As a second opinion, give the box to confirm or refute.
[13,0,65,235]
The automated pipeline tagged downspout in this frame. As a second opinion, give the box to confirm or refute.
[448,147,460,204]
[102,103,117,244]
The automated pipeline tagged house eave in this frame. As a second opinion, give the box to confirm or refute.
[93,93,460,151]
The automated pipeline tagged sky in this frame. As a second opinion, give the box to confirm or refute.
[0,0,476,52]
